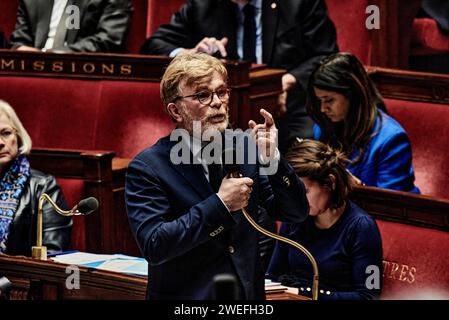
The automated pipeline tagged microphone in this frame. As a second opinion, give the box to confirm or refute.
[213,273,240,300]
[0,275,12,297]
[72,197,99,216]
[32,194,99,260]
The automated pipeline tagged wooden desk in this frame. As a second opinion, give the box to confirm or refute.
[0,254,307,300]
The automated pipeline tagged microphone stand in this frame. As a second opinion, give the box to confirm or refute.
[230,172,320,300]
[32,193,86,261]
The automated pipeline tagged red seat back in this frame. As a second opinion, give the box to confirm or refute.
[324,0,371,64]
[378,220,449,299]
[384,98,449,199]
[56,178,86,251]
[146,0,186,37]
[0,0,19,42]
[127,0,148,53]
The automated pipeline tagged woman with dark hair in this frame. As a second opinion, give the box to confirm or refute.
[267,139,383,300]
[307,52,419,193]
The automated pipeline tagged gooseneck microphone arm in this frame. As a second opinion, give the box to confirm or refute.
[229,169,320,300]
[32,194,99,260]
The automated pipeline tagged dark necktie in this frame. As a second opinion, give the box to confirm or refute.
[242,3,257,63]
[208,163,223,193]
[52,0,73,50]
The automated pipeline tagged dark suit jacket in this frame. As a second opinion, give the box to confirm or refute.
[141,0,336,89]
[9,0,133,52]
[125,133,308,300]
[5,169,72,256]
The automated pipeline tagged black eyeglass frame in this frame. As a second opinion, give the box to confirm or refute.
[174,88,231,106]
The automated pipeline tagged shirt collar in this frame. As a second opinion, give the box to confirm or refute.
[236,0,262,11]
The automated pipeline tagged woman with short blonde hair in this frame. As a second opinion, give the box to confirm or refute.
[0,100,71,255]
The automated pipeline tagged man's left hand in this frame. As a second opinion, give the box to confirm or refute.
[248,109,278,162]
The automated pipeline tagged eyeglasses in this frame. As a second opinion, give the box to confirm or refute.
[0,128,17,141]
[176,88,231,106]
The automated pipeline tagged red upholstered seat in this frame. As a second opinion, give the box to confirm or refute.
[146,0,185,37]
[0,76,174,158]
[0,0,19,42]
[378,220,449,299]
[56,178,86,251]
[324,0,371,65]
[384,98,449,199]
[411,18,449,56]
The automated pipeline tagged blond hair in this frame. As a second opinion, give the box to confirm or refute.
[0,100,32,155]
[160,53,228,106]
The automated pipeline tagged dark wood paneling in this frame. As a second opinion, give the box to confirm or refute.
[351,185,449,232]
[367,66,449,104]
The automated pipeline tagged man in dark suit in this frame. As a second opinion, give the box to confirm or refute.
[140,0,338,152]
[9,0,133,53]
[125,53,308,300]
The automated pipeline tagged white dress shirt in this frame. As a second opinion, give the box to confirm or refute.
[44,0,68,50]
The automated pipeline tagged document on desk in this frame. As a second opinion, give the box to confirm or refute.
[51,252,119,265]
[94,259,148,276]
[50,252,148,276]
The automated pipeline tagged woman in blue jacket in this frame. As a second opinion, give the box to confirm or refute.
[307,52,419,193]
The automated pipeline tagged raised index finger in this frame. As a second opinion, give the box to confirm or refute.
[260,109,274,128]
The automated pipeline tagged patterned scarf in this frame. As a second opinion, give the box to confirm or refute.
[0,155,30,253]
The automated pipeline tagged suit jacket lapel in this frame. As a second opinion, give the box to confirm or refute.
[35,0,54,48]
[163,138,213,199]
[218,0,239,60]
[173,162,214,199]
[262,0,279,63]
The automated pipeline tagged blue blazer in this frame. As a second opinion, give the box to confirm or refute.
[314,111,420,193]
[125,133,308,299]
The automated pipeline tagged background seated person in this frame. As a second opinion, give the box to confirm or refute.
[307,52,420,193]
[9,0,133,53]
[0,100,72,256]
[267,139,383,300]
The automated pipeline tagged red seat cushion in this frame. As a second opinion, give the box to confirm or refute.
[127,0,148,53]
[146,0,185,37]
[56,178,86,251]
[378,220,449,299]
[384,98,449,199]
[325,0,371,64]
[411,18,449,56]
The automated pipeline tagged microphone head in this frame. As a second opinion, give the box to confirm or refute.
[77,197,99,215]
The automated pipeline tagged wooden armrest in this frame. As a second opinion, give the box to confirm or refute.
[350,185,449,231]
